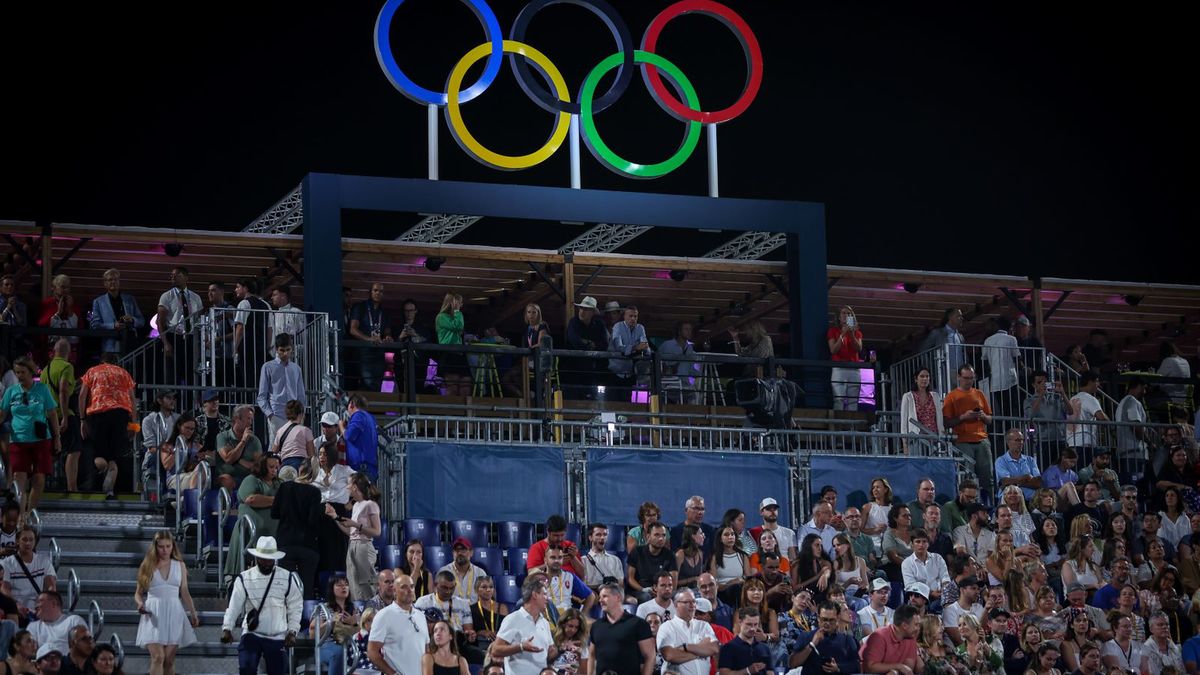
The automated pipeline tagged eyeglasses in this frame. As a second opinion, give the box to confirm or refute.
[1122,494,1138,500]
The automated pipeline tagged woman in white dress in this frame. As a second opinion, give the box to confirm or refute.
[134,530,198,675]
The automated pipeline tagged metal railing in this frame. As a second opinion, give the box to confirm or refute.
[311,603,334,675]
[49,537,60,571]
[88,600,105,640]
[26,509,40,537]
[66,568,80,612]
[234,513,258,579]
[217,487,233,595]
[110,634,124,671]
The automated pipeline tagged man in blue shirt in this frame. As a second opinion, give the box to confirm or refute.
[718,607,773,675]
[255,333,305,441]
[1091,557,1135,611]
[920,308,964,391]
[1183,632,1200,673]
[608,306,651,380]
[1040,447,1081,507]
[994,428,1042,501]
[789,601,861,674]
[341,393,378,480]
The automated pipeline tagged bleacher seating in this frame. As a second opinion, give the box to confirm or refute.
[381,544,404,571]
[494,574,521,610]
[449,519,490,549]
[496,520,535,549]
[472,547,505,578]
[425,544,452,571]
[402,517,442,547]
[505,547,529,576]
[564,522,581,544]
[604,524,627,551]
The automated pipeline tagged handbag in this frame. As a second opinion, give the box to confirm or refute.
[240,567,276,632]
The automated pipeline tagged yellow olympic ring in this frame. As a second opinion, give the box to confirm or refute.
[445,40,571,171]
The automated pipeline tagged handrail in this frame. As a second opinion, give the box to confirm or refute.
[194,462,211,568]
[236,513,258,576]
[49,537,60,571]
[312,603,334,675]
[26,509,40,537]
[66,568,80,612]
[88,599,105,641]
[217,487,232,596]
[109,634,124,671]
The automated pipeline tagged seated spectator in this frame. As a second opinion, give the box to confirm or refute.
[579,524,624,593]
[27,591,84,655]
[798,502,837,557]
[1092,557,1136,611]
[952,503,996,559]
[1023,369,1068,458]
[223,453,281,577]
[749,497,796,561]
[700,523,739,607]
[361,569,395,613]
[629,522,678,603]
[1061,535,1103,595]
[415,570,475,644]
[0,526,56,617]
[528,515,584,579]
[59,625,93,675]
[778,586,816,650]
[882,504,915,585]
[140,390,179,487]
[256,334,304,442]
[953,613,1002,673]
[793,534,833,602]
[307,574,359,675]
[859,604,921,675]
[757,552,793,613]
[907,478,938,531]
[939,479,978,536]
[1136,539,1175,587]
[915,615,960,673]
[213,404,261,492]
[1040,448,1082,507]
[6,630,38,674]
[901,530,949,610]
[858,579,894,637]
[903,582,930,617]
[435,292,472,397]
[1141,610,1184,673]
[470,576,507,654]
[994,428,1042,503]
[1155,446,1197,504]
[670,496,716,559]
[733,579,780,647]
[829,533,870,598]
[841,506,879,573]
[268,399,315,473]
[1136,511,1177,564]
[940,574,983,645]
[608,305,651,383]
[626,501,662,553]
[787,599,861,673]
[190,389,230,455]
[716,607,772,675]
[1101,611,1142,672]
[160,414,208,494]
[636,572,676,621]
[697,573,734,632]
[920,503,955,558]
[748,529,788,577]
[89,268,144,356]
[550,608,591,675]
[675,524,707,590]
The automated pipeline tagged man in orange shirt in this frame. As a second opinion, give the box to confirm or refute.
[942,364,994,505]
[78,352,137,500]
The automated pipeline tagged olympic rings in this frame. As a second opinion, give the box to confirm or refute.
[374,0,503,106]
[641,0,763,125]
[373,0,761,178]
[580,51,701,179]
[446,40,572,171]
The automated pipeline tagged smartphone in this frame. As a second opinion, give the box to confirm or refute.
[973,407,981,413]
[846,315,856,328]
[1045,381,1054,393]
[868,349,877,361]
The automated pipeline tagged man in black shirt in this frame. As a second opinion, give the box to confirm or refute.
[589,583,655,675]
[348,283,391,391]
[627,522,677,601]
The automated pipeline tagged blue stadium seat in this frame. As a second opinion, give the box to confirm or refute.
[425,545,452,572]
[302,599,318,632]
[472,547,504,578]
[496,521,535,549]
[612,550,628,570]
[564,522,581,545]
[402,518,442,547]
[373,520,390,552]
[449,519,490,549]
[604,524,627,552]
[381,544,404,571]
[494,574,521,609]
[505,548,529,576]
[181,489,200,521]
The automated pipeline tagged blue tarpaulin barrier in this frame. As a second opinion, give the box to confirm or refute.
[808,455,958,509]
[586,448,794,528]
[404,442,567,522]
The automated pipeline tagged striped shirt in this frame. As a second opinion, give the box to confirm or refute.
[222,566,303,639]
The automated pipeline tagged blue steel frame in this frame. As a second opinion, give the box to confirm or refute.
[301,172,826,389]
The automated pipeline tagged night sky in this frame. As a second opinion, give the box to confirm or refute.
[3,2,1194,284]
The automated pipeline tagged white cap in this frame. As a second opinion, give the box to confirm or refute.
[905,581,930,600]
[695,597,713,613]
[320,411,340,426]
[871,578,890,592]
[759,497,778,510]
[36,644,62,661]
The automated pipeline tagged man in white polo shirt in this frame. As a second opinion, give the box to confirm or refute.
[857,578,895,636]
[492,575,557,675]
[368,573,429,675]
[657,588,719,675]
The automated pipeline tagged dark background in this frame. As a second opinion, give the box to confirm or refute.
[2,2,1194,282]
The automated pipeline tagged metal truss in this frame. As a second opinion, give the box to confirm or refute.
[559,223,651,254]
[395,214,483,243]
[703,231,786,260]
[242,185,304,234]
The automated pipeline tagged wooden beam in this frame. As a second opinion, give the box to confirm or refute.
[562,259,575,334]
[1031,283,1045,345]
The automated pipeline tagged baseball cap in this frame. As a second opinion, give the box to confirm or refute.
[987,607,1010,620]
[201,388,219,402]
[871,578,890,592]
[451,537,473,550]
[320,411,340,426]
[36,644,62,661]
[964,503,987,518]
[905,582,930,600]
[695,597,713,613]
[759,498,779,510]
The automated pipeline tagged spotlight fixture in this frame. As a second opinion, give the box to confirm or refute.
[164,243,184,257]
[424,256,445,272]
[1123,294,1143,307]
[903,282,921,294]
[669,269,687,283]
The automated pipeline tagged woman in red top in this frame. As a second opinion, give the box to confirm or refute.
[827,306,864,411]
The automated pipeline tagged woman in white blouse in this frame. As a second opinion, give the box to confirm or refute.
[314,444,354,509]
[899,367,945,454]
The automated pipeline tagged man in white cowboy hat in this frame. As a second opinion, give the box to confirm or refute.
[566,296,610,392]
[602,300,624,328]
[222,535,303,675]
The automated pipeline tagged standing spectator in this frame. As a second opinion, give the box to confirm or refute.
[256,334,304,443]
[221,536,303,675]
[134,531,198,674]
[38,274,82,363]
[0,356,61,514]
[89,269,144,356]
[77,353,136,501]
[325,473,382,602]
[316,411,345,463]
[921,308,966,391]
[493,576,556,675]
[268,286,304,360]
[1082,329,1113,374]
[981,316,1020,420]
[0,526,56,616]
[727,320,772,379]
[267,400,314,474]
[213,405,261,492]
[205,281,236,387]
[658,321,700,403]
[436,292,472,397]
[43,339,81,493]
[232,277,272,389]
[565,296,609,392]
[657,588,719,675]
[589,582,655,675]
[827,305,864,411]
[349,283,391,392]
[609,306,651,384]
[1013,315,1042,349]
[1024,370,1068,459]
[313,443,354,569]
[943,364,995,501]
[900,367,945,454]
[340,394,378,480]
[394,297,429,391]
[0,275,29,348]
[155,266,204,387]
[1157,342,1192,413]
[367,574,429,675]
[1115,377,1150,482]
[271,467,323,599]
[1068,372,1109,468]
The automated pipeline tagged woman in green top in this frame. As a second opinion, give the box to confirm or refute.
[224,452,281,576]
[0,355,61,516]
[435,292,472,396]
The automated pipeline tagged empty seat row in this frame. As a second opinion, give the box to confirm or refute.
[380,543,627,581]
[400,518,628,552]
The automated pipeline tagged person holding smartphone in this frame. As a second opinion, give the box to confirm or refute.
[718,607,774,675]
[827,306,864,412]
[943,364,995,504]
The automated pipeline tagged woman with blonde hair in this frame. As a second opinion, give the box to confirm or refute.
[955,613,1002,674]
[827,305,864,411]
[436,292,472,396]
[985,531,1018,586]
[1001,485,1036,544]
[550,608,590,675]
[916,614,965,674]
[728,320,773,378]
[134,530,198,675]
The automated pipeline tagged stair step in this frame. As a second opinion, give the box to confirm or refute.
[43,523,168,539]
[108,623,228,644]
[78,578,224,595]
[38,497,160,513]
[119,657,239,675]
[102,609,226,624]
[80,595,231,612]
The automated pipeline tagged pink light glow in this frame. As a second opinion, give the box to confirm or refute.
[651,270,673,280]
